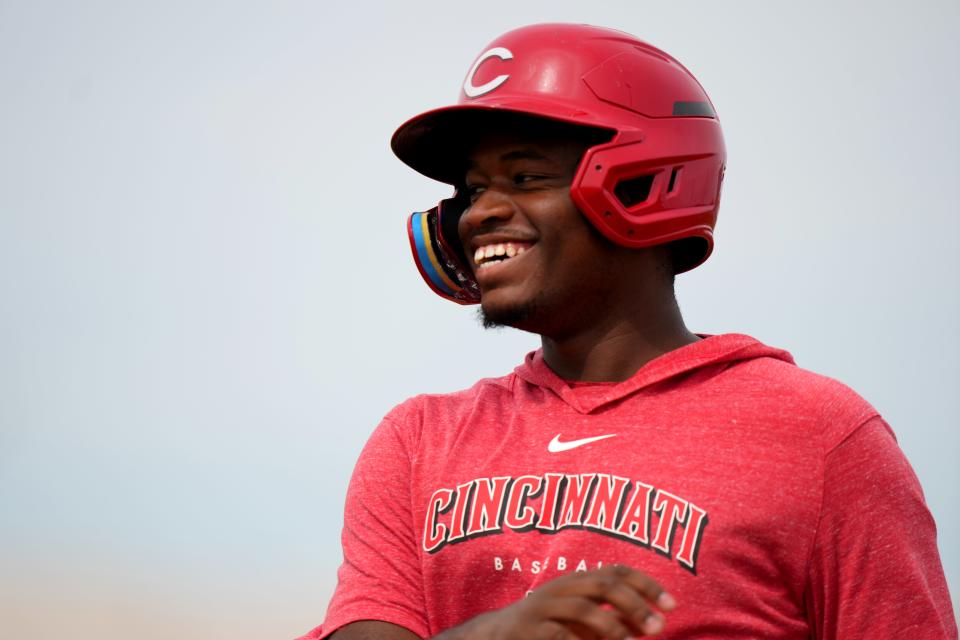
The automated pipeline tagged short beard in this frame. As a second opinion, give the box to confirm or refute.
[477,302,535,330]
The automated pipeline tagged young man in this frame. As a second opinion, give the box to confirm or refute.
[301,24,956,639]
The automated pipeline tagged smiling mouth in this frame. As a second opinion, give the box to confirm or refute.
[473,242,533,271]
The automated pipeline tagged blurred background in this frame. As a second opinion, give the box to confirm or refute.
[1,1,957,637]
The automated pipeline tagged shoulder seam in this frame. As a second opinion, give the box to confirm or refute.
[800,413,883,611]
[823,412,883,457]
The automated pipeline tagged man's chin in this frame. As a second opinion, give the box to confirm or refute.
[477,300,535,331]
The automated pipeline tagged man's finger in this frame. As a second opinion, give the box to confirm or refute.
[541,596,635,640]
[605,564,677,611]
[533,620,584,640]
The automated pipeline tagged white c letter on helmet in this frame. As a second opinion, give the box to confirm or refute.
[463,47,513,98]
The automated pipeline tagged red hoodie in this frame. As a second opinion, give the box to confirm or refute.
[305,334,956,639]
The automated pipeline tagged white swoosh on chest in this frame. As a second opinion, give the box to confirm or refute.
[547,433,618,453]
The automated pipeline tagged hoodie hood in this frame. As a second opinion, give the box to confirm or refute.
[514,333,795,414]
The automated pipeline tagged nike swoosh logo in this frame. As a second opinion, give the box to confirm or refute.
[547,433,617,453]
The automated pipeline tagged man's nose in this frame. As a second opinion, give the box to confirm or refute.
[458,189,515,236]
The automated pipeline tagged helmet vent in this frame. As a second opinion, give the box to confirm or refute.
[614,174,654,208]
[667,167,680,193]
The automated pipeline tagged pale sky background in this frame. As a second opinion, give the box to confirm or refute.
[1,1,957,638]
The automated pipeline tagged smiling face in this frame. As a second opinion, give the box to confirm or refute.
[457,126,626,336]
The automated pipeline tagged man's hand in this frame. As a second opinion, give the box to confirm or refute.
[436,564,675,640]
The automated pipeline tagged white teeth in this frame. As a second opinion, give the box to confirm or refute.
[474,242,531,267]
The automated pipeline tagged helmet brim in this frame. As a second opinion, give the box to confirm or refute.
[391,101,615,185]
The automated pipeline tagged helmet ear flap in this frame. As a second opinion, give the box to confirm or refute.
[571,126,722,272]
[406,197,480,305]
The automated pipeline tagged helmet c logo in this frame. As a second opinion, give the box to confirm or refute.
[463,47,513,98]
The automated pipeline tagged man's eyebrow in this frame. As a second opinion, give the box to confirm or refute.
[466,148,554,170]
[500,149,551,162]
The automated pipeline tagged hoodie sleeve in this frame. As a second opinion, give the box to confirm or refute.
[804,416,956,639]
[297,413,429,640]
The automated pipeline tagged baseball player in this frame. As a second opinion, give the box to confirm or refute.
[300,24,956,639]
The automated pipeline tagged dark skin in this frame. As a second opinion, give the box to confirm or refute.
[460,131,699,381]
[331,131,694,639]
[332,565,675,640]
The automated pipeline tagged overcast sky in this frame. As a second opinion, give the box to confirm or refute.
[1,1,957,638]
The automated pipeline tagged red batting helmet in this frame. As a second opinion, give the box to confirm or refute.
[393,23,726,305]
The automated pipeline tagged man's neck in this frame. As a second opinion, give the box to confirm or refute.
[540,297,699,382]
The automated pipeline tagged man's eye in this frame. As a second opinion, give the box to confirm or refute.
[465,184,485,201]
[515,174,546,185]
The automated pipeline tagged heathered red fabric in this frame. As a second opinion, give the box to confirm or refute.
[301,334,956,639]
